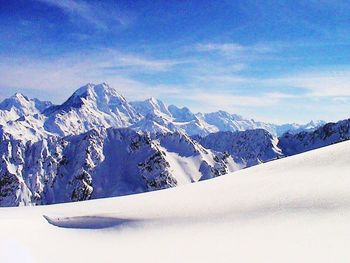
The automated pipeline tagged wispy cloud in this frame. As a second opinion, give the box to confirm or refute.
[171,89,295,113]
[194,75,251,84]
[0,50,187,103]
[195,42,274,56]
[196,43,245,53]
[263,69,350,97]
[36,0,131,29]
[103,52,189,72]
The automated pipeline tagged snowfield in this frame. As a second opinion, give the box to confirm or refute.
[1,141,350,263]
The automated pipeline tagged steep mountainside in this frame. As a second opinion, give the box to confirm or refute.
[0,128,239,206]
[197,119,350,167]
[197,129,283,167]
[278,119,350,156]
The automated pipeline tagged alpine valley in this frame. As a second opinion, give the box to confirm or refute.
[2,83,348,207]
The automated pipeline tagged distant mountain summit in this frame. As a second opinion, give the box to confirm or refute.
[0,92,52,125]
[131,97,172,118]
[275,120,326,136]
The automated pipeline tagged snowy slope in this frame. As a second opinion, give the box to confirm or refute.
[1,140,350,263]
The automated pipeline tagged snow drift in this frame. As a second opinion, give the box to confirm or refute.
[1,140,350,263]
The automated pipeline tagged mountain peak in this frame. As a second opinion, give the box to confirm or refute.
[0,92,52,126]
[40,83,140,136]
[147,97,159,104]
[131,97,171,118]
[55,83,128,112]
[205,110,242,121]
[307,120,325,126]
[73,83,124,100]
[12,92,28,100]
[168,104,196,122]
[0,92,31,111]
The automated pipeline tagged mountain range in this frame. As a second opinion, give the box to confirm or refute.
[0,83,324,142]
[1,83,346,207]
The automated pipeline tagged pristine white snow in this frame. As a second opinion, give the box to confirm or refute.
[1,140,350,263]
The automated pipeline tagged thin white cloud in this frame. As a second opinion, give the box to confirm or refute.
[196,43,245,53]
[36,0,131,29]
[195,42,274,55]
[0,48,290,111]
[175,90,293,110]
[263,69,350,97]
[106,52,188,72]
[0,51,186,103]
[194,75,251,84]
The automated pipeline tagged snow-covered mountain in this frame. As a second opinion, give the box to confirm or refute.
[168,104,197,122]
[275,120,326,136]
[196,119,349,167]
[278,119,350,156]
[0,83,324,141]
[131,97,172,118]
[0,127,239,206]
[43,83,141,136]
[197,111,276,135]
[0,93,52,125]
[0,83,142,141]
[0,82,337,207]
[131,100,324,137]
[130,100,217,136]
[197,129,283,167]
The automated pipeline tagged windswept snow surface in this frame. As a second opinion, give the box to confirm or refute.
[1,141,350,263]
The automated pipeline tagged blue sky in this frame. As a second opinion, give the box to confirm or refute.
[1,0,350,123]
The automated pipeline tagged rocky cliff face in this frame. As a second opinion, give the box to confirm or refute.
[0,128,238,206]
[278,119,350,156]
[197,129,283,167]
